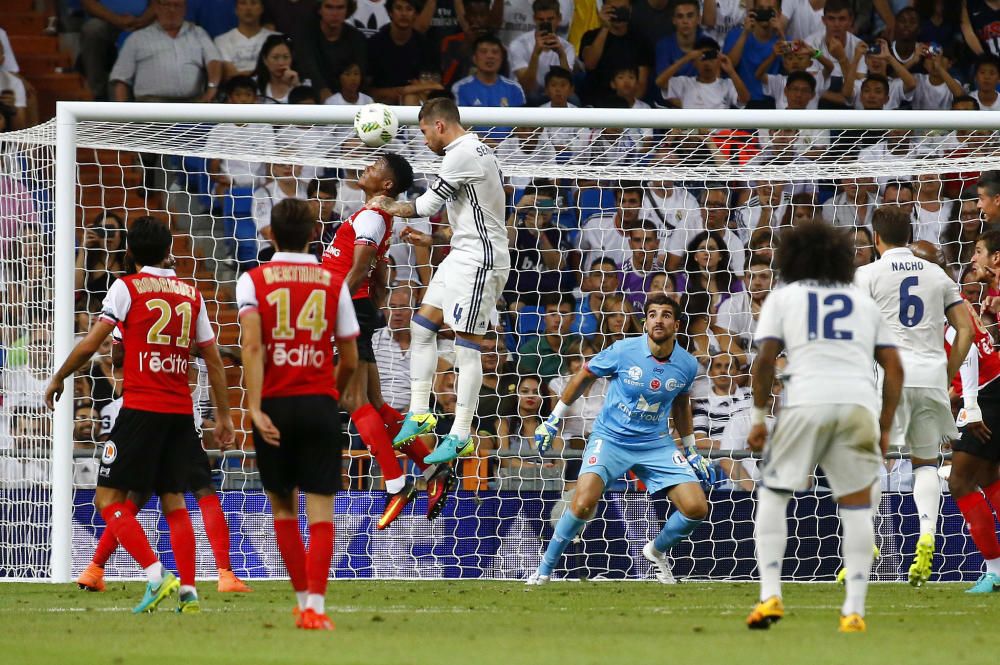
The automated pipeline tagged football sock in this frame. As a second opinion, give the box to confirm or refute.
[296,591,308,611]
[538,510,587,577]
[100,503,158,572]
[956,492,1000,561]
[166,508,197,587]
[653,510,702,553]
[912,465,940,538]
[450,339,483,440]
[93,499,138,567]
[755,487,789,602]
[840,505,874,617]
[179,585,197,598]
[409,315,439,415]
[983,479,1000,518]
[273,518,307,592]
[307,593,325,615]
[399,439,432,471]
[353,404,404,483]
[378,402,405,440]
[143,562,164,585]
[197,494,232,571]
[307,521,334,600]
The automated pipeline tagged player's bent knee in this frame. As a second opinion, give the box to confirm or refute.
[680,498,709,521]
[160,492,186,513]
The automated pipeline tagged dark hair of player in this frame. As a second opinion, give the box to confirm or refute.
[824,0,853,15]
[978,228,1000,255]
[644,292,682,319]
[544,66,573,87]
[127,216,172,267]
[418,96,461,125]
[269,198,315,251]
[381,152,415,196]
[785,70,817,93]
[776,221,855,285]
[872,205,912,247]
[977,170,1000,197]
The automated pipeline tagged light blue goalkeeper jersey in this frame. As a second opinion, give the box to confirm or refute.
[585,334,700,447]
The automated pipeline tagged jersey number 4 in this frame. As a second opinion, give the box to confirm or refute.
[265,288,328,341]
[807,292,853,340]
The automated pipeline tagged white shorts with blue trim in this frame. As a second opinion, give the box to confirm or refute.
[579,432,699,494]
[422,252,509,335]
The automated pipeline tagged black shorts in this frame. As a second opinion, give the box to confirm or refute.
[253,394,344,495]
[353,297,385,364]
[98,408,200,494]
[187,439,214,491]
[955,380,1000,463]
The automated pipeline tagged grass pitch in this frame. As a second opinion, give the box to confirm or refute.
[1,581,996,665]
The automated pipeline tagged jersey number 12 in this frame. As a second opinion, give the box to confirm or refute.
[807,292,853,340]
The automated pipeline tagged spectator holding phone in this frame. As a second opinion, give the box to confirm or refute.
[509,0,577,104]
[579,0,652,106]
[654,0,706,81]
[843,39,916,110]
[659,37,750,109]
[723,0,783,102]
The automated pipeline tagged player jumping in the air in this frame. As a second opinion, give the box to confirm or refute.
[526,294,716,585]
[854,206,973,586]
[77,339,251,594]
[950,228,1000,593]
[46,216,236,614]
[367,97,510,464]
[747,222,903,633]
[322,154,454,530]
[238,199,360,630]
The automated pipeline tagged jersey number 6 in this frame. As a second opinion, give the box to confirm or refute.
[898,276,924,328]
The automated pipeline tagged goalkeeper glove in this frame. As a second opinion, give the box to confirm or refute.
[685,445,717,490]
[534,415,559,454]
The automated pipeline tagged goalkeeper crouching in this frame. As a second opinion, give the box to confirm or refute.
[527,294,717,584]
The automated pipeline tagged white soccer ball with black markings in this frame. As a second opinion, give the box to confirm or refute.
[353,103,399,148]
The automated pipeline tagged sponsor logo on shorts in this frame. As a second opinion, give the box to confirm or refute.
[101,442,117,465]
[627,366,643,381]
[587,455,598,465]
[672,451,686,467]
[650,378,661,390]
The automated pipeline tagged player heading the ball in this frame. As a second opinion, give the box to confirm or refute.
[368,97,510,465]
[45,216,236,614]
[237,198,360,630]
[746,222,903,633]
[527,294,716,585]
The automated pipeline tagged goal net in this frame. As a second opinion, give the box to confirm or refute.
[3,104,998,582]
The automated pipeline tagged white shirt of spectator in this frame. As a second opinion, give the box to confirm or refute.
[539,101,579,155]
[214,26,277,74]
[0,71,26,109]
[644,186,701,251]
[578,213,632,271]
[693,384,753,440]
[716,288,758,344]
[756,128,831,158]
[109,21,222,99]
[666,224,746,276]
[735,191,792,242]
[507,30,577,89]
[718,406,769,481]
[334,181,368,221]
[804,29,866,78]
[911,200,953,245]
[388,215,432,285]
[499,0,574,46]
[821,190,877,229]
[763,71,828,109]
[349,0,390,38]
[854,246,962,388]
[971,89,1000,111]
[0,28,19,72]
[325,91,375,106]
[236,252,360,337]
[549,372,608,440]
[252,178,309,248]
[665,76,744,109]
[203,123,275,188]
[372,327,411,411]
[703,0,746,44]
[568,127,648,167]
[782,0,824,41]
[754,281,896,409]
[912,73,954,110]
[849,77,913,110]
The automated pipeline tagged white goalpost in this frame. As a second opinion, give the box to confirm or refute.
[1,103,998,583]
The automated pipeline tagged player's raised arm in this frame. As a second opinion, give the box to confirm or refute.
[44,319,116,409]
[534,365,599,453]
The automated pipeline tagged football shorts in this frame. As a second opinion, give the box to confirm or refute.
[98,408,199,494]
[253,394,344,495]
[422,253,509,335]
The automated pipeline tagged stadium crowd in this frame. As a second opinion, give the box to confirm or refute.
[3,0,1000,492]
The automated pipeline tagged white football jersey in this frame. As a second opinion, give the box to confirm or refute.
[755,281,897,410]
[854,247,962,388]
[414,133,510,270]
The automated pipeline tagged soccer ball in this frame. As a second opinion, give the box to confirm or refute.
[353,103,399,148]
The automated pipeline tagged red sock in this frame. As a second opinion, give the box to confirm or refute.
[166,508,196,587]
[101,503,157,569]
[378,403,405,440]
[93,499,138,567]
[197,494,232,570]
[306,521,334,596]
[273,518,307,591]
[353,404,403,481]
[956,492,1000,560]
[984,480,1000,519]
[399,439,431,472]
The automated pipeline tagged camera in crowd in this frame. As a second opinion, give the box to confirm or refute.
[753,8,776,22]
[611,6,631,22]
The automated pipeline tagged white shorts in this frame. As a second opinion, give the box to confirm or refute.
[422,253,509,335]
[890,386,956,460]
[762,404,881,499]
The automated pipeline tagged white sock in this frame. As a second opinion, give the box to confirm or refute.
[912,465,940,538]
[986,558,1000,577]
[306,593,325,614]
[840,505,874,617]
[408,320,438,414]
[296,591,308,611]
[755,487,789,602]
[385,476,406,494]
[179,584,197,597]
[144,562,164,584]
[450,342,483,440]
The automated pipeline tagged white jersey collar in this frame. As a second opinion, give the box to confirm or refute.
[444,132,478,153]
[881,247,913,258]
[271,252,319,264]
[139,266,177,277]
